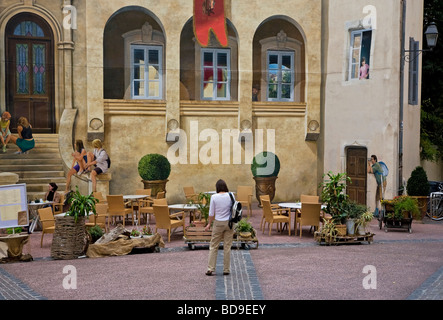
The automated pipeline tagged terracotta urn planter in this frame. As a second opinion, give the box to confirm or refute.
[141,179,168,197]
[254,176,278,206]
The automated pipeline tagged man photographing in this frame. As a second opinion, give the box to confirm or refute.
[367,154,383,217]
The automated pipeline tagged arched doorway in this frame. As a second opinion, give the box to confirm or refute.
[5,13,55,133]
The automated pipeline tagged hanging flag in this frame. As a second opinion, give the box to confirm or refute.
[194,0,228,47]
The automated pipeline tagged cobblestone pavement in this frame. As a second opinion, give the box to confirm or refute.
[1,239,442,300]
[0,266,46,300]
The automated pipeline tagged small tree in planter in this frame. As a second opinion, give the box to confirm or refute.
[319,171,351,236]
[251,151,280,205]
[406,166,430,220]
[138,153,171,196]
[51,187,98,260]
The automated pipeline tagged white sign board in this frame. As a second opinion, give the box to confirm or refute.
[0,184,28,229]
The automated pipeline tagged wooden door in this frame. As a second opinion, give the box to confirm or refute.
[346,147,367,205]
[5,14,54,133]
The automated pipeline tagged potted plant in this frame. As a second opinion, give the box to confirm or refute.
[319,171,351,236]
[142,225,152,237]
[355,211,374,235]
[393,196,419,220]
[235,218,255,239]
[138,153,171,196]
[51,186,98,260]
[251,151,280,206]
[343,201,368,236]
[406,166,430,220]
[130,228,141,238]
[195,192,211,226]
[315,218,338,245]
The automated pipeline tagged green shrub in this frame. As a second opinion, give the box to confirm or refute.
[87,225,104,243]
[138,153,171,181]
[406,166,430,196]
[251,151,280,177]
[393,196,419,220]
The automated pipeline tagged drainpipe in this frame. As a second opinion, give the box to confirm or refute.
[399,0,406,195]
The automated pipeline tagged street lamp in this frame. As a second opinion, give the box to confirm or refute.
[424,22,439,50]
[404,22,439,62]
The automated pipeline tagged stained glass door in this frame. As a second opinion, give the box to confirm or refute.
[6,15,54,133]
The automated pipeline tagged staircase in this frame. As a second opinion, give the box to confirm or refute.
[0,134,67,201]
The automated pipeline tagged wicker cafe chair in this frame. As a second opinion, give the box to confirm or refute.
[261,199,291,236]
[93,191,107,204]
[183,186,198,203]
[259,195,288,231]
[38,207,56,247]
[153,204,185,242]
[237,186,253,217]
[51,193,65,215]
[139,191,165,224]
[85,203,108,232]
[129,188,152,223]
[296,194,320,225]
[296,202,321,238]
[106,195,133,228]
[139,198,167,225]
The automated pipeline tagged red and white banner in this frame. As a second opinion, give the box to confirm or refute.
[193,0,228,47]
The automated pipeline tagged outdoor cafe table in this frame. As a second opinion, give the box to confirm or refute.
[124,195,150,225]
[168,204,199,224]
[278,202,327,233]
[28,201,53,233]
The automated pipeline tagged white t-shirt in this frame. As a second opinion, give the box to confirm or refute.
[208,192,234,221]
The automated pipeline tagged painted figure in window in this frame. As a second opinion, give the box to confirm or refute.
[359,57,369,80]
[202,0,216,16]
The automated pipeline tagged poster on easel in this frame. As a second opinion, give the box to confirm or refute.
[0,184,28,229]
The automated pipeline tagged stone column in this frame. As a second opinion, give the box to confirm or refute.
[0,172,19,186]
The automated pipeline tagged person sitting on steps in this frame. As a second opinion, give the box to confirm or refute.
[84,139,109,193]
[65,140,88,193]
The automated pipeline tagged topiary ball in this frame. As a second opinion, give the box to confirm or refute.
[406,166,430,196]
[138,154,171,181]
[251,151,280,177]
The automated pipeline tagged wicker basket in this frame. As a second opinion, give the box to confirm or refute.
[336,224,347,236]
[51,216,87,260]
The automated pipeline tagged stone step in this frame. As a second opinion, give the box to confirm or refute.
[19,177,67,184]
[16,171,66,178]
[0,152,61,159]
[1,146,59,154]
[0,158,63,165]
[26,183,67,193]
[0,164,64,171]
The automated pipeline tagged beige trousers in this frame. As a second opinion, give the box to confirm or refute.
[207,220,235,273]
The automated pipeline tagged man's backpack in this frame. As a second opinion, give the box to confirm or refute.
[228,192,242,229]
[106,155,111,168]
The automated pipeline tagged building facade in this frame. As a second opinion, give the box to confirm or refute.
[0,0,425,209]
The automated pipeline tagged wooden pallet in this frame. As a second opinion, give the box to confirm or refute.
[314,232,375,245]
[184,227,259,250]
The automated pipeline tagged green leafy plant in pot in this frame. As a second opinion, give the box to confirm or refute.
[343,201,368,236]
[320,171,351,235]
[251,151,280,205]
[138,153,171,196]
[196,192,211,223]
[393,196,419,220]
[51,186,98,260]
[235,218,255,238]
[406,166,430,220]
